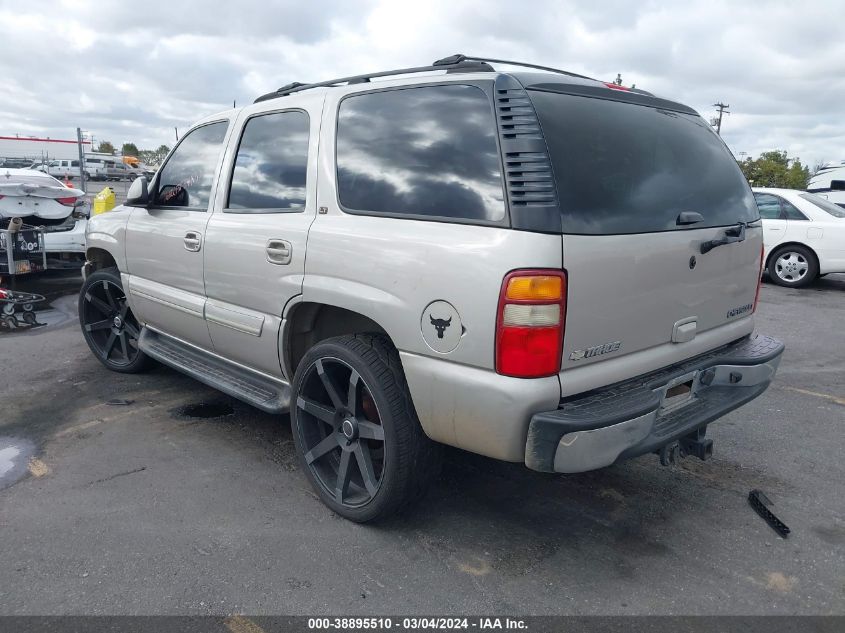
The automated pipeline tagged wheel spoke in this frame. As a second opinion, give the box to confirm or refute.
[304,434,340,465]
[85,318,111,332]
[102,331,118,359]
[348,370,360,415]
[358,420,385,441]
[85,292,113,317]
[316,359,344,410]
[102,281,118,310]
[335,450,352,503]
[123,321,141,339]
[297,396,337,426]
[118,333,130,360]
[354,443,379,496]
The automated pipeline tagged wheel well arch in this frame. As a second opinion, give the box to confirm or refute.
[765,241,819,271]
[283,302,391,379]
[85,247,118,272]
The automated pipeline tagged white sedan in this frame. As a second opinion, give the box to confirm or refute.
[753,187,845,287]
[0,168,88,265]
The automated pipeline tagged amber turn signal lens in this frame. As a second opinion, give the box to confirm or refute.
[505,275,562,301]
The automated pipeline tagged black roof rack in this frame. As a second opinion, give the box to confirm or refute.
[254,53,597,103]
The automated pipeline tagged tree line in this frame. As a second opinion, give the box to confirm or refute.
[95,141,171,167]
[737,150,811,189]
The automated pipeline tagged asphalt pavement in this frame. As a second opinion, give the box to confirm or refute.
[0,274,843,615]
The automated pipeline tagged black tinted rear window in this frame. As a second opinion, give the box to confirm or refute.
[529,90,758,234]
[336,84,505,222]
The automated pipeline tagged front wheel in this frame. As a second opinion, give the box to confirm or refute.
[768,245,818,288]
[291,334,441,522]
[79,267,153,373]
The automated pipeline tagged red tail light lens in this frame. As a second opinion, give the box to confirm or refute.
[752,243,764,313]
[496,270,567,378]
[56,196,77,206]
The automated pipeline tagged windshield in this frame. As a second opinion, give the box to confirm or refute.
[799,192,845,218]
[528,89,759,235]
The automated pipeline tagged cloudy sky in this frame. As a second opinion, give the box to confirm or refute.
[1,0,843,167]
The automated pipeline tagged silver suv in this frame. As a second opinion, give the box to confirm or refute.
[79,55,784,522]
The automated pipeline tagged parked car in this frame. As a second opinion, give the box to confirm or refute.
[102,161,134,181]
[0,169,88,265]
[32,158,90,180]
[0,158,35,169]
[81,157,109,181]
[79,54,784,522]
[753,187,845,287]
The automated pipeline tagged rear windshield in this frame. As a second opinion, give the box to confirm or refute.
[528,90,759,235]
[799,193,845,218]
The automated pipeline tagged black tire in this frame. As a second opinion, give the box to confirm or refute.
[291,334,441,522]
[79,267,154,373]
[767,244,818,288]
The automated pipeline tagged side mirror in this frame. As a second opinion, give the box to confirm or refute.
[125,176,150,206]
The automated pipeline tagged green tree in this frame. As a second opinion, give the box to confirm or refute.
[121,142,139,157]
[138,144,170,167]
[96,140,115,154]
[738,150,810,189]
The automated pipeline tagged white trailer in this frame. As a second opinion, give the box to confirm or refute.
[808,161,845,208]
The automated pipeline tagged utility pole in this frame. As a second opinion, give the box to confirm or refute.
[712,102,730,135]
[76,127,86,193]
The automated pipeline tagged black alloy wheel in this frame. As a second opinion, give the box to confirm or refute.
[295,356,386,508]
[291,334,441,522]
[79,268,152,373]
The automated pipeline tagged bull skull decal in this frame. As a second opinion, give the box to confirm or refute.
[429,315,452,339]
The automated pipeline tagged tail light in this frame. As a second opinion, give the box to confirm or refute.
[56,196,78,207]
[496,270,567,378]
[752,243,764,313]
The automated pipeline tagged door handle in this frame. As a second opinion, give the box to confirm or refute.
[266,239,292,265]
[184,231,202,252]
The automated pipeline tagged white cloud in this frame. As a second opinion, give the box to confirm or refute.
[0,0,843,166]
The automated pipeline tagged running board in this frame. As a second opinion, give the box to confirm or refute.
[138,328,290,414]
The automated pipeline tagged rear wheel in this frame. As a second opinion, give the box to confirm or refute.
[768,245,818,288]
[79,267,153,373]
[291,334,440,522]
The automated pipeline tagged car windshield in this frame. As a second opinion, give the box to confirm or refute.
[528,89,759,234]
[799,192,845,218]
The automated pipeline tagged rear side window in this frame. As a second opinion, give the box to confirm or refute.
[336,84,505,222]
[781,199,808,220]
[529,90,759,234]
[800,192,845,218]
[227,110,309,212]
[154,121,228,209]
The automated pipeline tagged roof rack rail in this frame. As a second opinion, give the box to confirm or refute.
[253,53,594,103]
[432,54,594,81]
